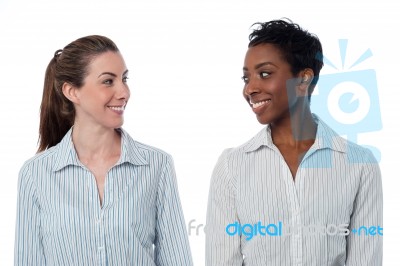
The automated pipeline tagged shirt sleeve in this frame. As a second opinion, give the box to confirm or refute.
[346,149,383,265]
[14,163,45,265]
[154,154,193,266]
[206,149,243,265]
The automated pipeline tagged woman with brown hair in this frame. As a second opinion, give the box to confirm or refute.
[14,35,193,265]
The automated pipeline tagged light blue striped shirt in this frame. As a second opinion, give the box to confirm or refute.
[15,128,193,266]
[206,116,382,266]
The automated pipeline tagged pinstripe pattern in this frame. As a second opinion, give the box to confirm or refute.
[206,116,382,266]
[15,128,193,266]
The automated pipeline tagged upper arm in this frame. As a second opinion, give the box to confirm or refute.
[14,163,45,265]
[346,150,383,265]
[206,149,243,266]
[154,155,193,266]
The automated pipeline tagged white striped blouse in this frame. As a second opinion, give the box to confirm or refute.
[206,116,382,266]
[15,128,193,266]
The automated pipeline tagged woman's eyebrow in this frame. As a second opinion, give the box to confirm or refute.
[98,69,129,78]
[243,62,275,71]
[98,72,117,78]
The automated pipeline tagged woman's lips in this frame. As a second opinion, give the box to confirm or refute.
[250,99,271,114]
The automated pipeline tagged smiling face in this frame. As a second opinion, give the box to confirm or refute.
[242,43,300,125]
[69,51,130,130]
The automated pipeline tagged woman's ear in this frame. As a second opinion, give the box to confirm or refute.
[62,82,80,104]
[297,68,314,97]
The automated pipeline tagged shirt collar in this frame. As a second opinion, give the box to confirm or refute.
[312,115,347,153]
[243,114,347,153]
[117,128,148,166]
[53,127,148,172]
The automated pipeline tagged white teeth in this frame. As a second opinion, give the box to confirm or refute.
[108,106,125,111]
[251,100,270,108]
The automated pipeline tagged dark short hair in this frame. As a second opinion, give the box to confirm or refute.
[248,19,323,98]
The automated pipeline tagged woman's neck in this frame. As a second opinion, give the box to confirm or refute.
[71,123,121,162]
[271,106,317,148]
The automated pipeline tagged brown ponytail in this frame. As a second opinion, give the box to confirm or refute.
[37,35,119,152]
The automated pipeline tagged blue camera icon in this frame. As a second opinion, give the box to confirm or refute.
[311,69,382,162]
[312,69,382,135]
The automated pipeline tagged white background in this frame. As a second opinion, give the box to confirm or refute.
[1,0,399,265]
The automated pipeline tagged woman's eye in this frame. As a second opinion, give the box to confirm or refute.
[260,72,269,78]
[103,79,113,85]
[241,76,249,84]
[122,77,129,83]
